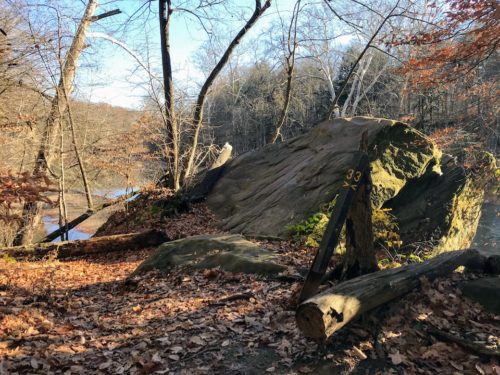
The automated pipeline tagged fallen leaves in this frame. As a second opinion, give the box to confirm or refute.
[1,225,499,374]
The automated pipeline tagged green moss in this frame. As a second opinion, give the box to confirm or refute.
[287,197,401,251]
[407,253,423,263]
[369,123,441,208]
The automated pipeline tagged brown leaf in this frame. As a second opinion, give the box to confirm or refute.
[352,346,367,360]
[389,351,405,365]
[299,365,314,373]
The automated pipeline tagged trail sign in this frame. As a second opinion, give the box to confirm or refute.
[298,152,370,302]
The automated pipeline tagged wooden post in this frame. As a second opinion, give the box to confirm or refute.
[298,152,370,302]
[341,131,378,279]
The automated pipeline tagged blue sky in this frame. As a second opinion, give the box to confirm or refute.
[75,0,302,109]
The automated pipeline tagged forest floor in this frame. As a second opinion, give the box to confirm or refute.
[1,204,499,374]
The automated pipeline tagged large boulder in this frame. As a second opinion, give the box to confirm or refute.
[132,234,286,276]
[206,117,487,253]
[207,117,440,236]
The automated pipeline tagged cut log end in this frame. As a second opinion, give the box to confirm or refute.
[296,303,328,339]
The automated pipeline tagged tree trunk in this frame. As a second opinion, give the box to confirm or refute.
[341,131,378,279]
[296,249,484,339]
[182,0,272,184]
[2,230,169,260]
[341,169,378,279]
[187,143,233,201]
[269,0,300,144]
[64,88,93,211]
[13,0,99,245]
[159,0,181,191]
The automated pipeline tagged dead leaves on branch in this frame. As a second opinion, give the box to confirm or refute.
[0,171,55,222]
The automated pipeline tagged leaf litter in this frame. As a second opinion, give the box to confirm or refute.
[0,204,499,374]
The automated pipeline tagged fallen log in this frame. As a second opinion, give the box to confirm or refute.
[41,189,140,243]
[1,229,169,260]
[296,249,485,339]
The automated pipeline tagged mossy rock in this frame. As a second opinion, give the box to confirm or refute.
[207,117,439,237]
[385,153,496,254]
[206,117,492,254]
[132,234,286,276]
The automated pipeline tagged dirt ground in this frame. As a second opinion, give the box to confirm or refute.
[1,243,499,374]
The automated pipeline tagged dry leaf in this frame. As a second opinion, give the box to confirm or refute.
[170,346,183,354]
[190,336,204,345]
[450,361,464,371]
[152,352,162,363]
[389,351,405,365]
[475,363,485,374]
[352,346,367,360]
[299,365,314,373]
[30,358,39,369]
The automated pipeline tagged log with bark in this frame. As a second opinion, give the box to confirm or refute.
[296,249,489,339]
[1,229,169,260]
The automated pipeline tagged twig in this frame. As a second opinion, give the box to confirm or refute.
[209,291,255,306]
[426,326,500,358]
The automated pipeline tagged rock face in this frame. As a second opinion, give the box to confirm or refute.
[206,117,486,253]
[459,277,500,314]
[385,155,484,254]
[132,234,286,276]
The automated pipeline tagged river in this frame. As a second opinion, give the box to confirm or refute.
[42,187,138,243]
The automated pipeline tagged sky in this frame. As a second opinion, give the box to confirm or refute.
[74,0,304,110]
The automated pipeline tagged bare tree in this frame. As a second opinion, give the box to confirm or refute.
[158,0,272,190]
[322,0,400,120]
[269,0,301,144]
[14,0,99,245]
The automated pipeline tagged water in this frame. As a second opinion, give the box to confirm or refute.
[42,187,139,243]
[94,187,138,199]
[42,216,91,242]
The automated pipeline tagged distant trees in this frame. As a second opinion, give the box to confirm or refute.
[1,0,136,245]
[394,0,499,86]
[391,0,499,154]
